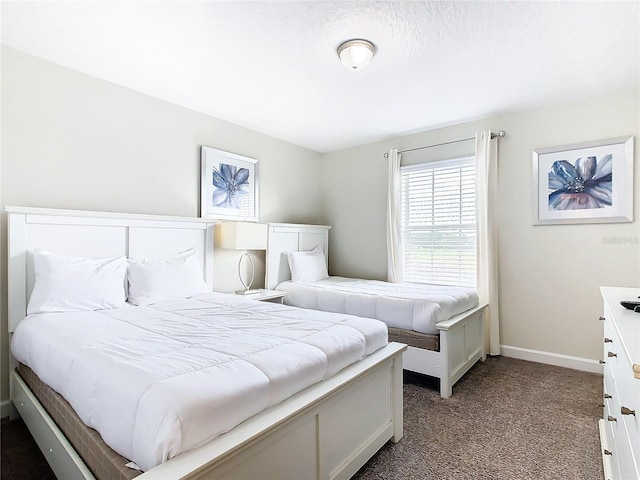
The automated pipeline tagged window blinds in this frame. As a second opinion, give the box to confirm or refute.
[400,156,476,287]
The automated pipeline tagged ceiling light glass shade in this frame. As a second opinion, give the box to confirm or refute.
[337,39,375,70]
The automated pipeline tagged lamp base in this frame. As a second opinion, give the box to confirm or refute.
[235,289,261,295]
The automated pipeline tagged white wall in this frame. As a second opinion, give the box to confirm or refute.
[0,47,323,405]
[321,88,640,363]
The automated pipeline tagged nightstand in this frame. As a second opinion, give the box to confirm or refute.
[238,289,287,304]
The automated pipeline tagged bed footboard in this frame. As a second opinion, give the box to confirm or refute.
[402,304,487,398]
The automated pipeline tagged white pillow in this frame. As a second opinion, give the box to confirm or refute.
[127,248,208,306]
[27,249,127,314]
[287,247,329,283]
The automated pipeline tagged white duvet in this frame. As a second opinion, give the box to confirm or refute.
[276,277,479,334]
[11,292,387,472]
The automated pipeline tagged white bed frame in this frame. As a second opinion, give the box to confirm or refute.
[266,222,487,399]
[7,207,406,480]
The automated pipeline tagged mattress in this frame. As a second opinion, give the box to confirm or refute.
[18,363,141,480]
[387,327,439,351]
[11,292,388,472]
[276,276,479,334]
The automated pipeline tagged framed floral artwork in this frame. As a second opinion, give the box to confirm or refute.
[532,136,634,225]
[200,146,259,221]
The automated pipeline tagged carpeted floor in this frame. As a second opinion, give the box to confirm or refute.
[1,356,603,480]
[1,417,56,480]
[354,356,604,480]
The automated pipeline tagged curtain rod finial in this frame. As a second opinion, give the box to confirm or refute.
[492,130,506,139]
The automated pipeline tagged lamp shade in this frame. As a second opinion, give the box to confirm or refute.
[215,221,267,250]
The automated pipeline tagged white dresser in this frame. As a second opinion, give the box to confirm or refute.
[599,287,640,480]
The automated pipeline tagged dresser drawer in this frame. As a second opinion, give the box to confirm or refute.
[603,398,617,446]
[603,370,618,437]
[603,319,623,378]
[604,376,628,448]
[601,418,621,480]
[615,375,640,472]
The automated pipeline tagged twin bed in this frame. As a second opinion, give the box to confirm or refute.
[7,207,405,480]
[266,223,487,399]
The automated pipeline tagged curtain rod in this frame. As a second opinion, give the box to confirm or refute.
[383,130,506,158]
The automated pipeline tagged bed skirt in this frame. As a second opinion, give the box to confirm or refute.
[17,363,140,480]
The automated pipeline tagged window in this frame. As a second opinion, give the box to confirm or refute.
[400,156,476,287]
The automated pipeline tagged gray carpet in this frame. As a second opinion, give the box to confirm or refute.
[354,356,604,480]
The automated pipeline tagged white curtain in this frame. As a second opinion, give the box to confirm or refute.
[475,131,500,355]
[386,149,403,283]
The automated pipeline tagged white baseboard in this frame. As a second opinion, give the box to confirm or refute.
[1,398,18,420]
[501,345,603,374]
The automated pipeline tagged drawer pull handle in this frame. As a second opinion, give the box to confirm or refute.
[599,316,606,321]
[604,393,612,399]
[604,449,612,456]
[621,406,636,416]
[599,360,606,364]
[607,351,617,358]
[604,338,613,343]
[607,415,617,422]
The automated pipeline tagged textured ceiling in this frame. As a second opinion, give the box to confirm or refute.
[2,1,639,153]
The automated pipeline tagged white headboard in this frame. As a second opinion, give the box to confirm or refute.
[266,223,331,290]
[7,206,216,332]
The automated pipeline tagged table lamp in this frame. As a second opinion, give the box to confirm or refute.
[215,221,268,294]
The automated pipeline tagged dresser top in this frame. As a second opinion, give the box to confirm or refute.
[601,286,639,371]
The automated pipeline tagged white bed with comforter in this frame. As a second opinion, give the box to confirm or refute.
[7,207,405,480]
[276,276,479,334]
[266,223,487,399]
[12,292,388,472]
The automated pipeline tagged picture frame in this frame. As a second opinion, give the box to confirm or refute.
[532,136,634,225]
[200,146,259,221]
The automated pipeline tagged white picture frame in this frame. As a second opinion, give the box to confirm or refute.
[532,136,634,225]
[200,146,259,221]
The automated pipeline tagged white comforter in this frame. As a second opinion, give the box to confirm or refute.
[11,292,387,471]
[276,277,479,334]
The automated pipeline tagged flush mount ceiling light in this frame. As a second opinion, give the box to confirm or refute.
[337,39,376,70]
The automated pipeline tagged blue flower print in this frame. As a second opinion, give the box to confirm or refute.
[212,163,250,209]
[548,154,612,210]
